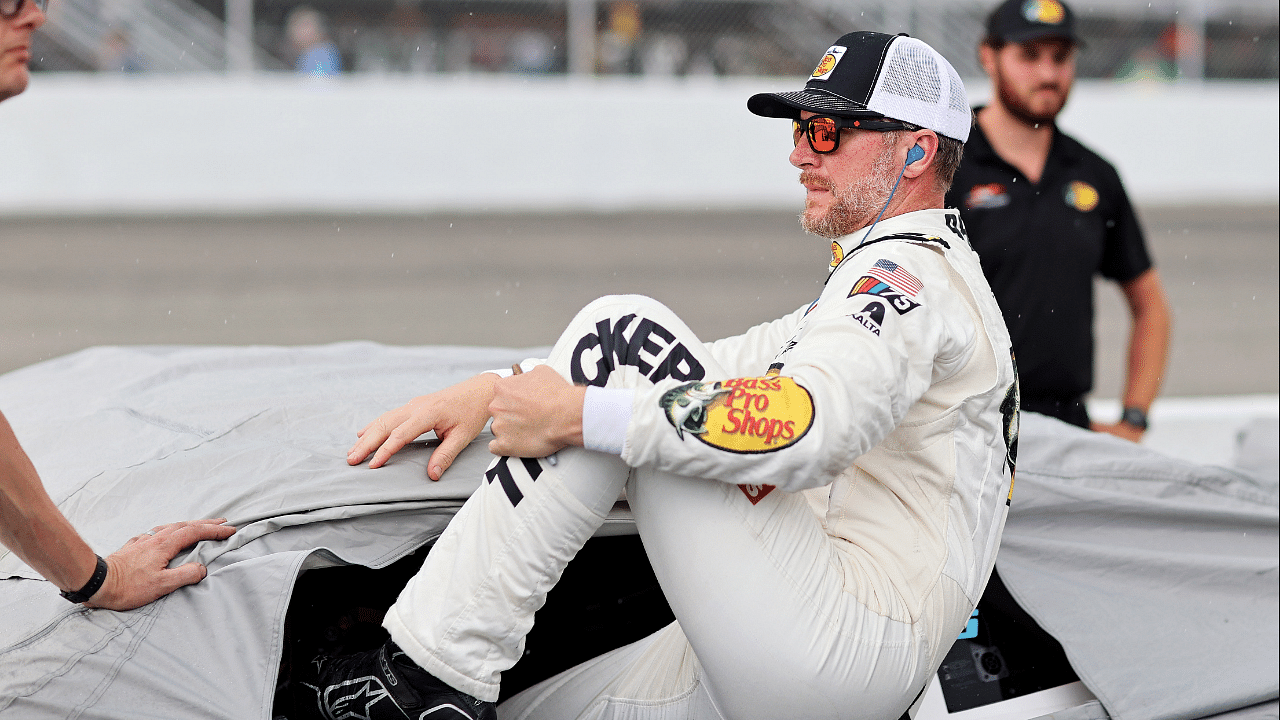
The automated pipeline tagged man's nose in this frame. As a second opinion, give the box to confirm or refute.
[790,137,819,168]
[21,0,46,27]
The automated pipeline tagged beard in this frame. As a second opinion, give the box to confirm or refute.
[798,138,899,239]
[994,65,1069,126]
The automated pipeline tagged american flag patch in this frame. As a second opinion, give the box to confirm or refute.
[868,259,922,296]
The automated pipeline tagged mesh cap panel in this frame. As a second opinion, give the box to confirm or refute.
[867,36,971,142]
[881,42,942,105]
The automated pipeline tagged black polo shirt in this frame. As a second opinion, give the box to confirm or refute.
[946,114,1152,413]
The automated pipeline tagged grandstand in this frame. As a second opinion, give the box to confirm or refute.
[32,0,1278,80]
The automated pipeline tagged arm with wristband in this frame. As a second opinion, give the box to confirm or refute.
[1,410,236,609]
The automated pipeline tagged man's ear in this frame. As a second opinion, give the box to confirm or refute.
[978,43,998,79]
[902,131,939,180]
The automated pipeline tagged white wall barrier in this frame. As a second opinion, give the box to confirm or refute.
[0,73,1275,214]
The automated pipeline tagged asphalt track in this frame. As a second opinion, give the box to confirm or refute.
[1,205,1276,400]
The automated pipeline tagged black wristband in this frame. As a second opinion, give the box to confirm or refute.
[1120,406,1149,431]
[60,554,108,604]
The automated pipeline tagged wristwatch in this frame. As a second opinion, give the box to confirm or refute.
[60,555,108,604]
[1120,406,1149,431]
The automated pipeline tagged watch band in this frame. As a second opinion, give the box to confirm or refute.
[60,554,108,604]
[1120,406,1149,431]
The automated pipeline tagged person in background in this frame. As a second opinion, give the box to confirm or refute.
[287,5,343,77]
[0,0,236,609]
[947,0,1172,441]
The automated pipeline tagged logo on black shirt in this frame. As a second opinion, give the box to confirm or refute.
[966,183,1010,210]
[1063,180,1099,212]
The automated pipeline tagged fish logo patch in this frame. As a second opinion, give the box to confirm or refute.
[811,45,846,81]
[1063,180,1099,212]
[1022,0,1066,24]
[660,376,814,453]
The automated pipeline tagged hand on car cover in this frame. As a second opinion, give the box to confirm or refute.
[87,518,236,611]
[349,373,499,480]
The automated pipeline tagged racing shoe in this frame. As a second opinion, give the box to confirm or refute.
[296,638,496,720]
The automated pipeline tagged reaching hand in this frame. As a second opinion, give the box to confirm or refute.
[488,366,586,458]
[348,373,499,480]
[87,518,237,611]
[1091,421,1144,443]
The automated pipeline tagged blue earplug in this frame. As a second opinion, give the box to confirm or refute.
[906,144,925,165]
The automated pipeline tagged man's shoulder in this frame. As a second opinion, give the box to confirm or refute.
[1053,127,1122,176]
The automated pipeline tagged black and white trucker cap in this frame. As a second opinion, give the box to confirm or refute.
[986,0,1081,45]
[748,32,971,143]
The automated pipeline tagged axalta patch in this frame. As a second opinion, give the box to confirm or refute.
[811,45,846,81]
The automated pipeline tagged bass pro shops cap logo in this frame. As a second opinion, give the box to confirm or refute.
[810,45,846,81]
[660,376,814,453]
[1023,0,1066,24]
[1063,180,1099,212]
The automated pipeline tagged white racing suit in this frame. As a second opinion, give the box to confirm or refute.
[382,208,1019,720]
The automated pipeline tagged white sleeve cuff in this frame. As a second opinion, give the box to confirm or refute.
[582,387,634,456]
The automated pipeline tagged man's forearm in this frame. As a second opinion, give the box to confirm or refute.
[0,412,98,593]
[1121,271,1172,413]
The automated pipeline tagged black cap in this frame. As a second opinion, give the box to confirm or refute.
[748,31,973,142]
[748,32,901,120]
[985,0,1080,45]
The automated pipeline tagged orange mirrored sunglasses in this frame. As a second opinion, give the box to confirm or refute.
[792,115,916,154]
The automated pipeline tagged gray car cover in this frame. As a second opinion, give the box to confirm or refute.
[0,344,1275,720]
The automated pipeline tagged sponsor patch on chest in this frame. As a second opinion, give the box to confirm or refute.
[852,300,886,336]
[850,275,921,314]
[1063,180,1099,212]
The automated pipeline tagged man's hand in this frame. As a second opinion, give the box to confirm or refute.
[87,519,236,611]
[488,366,586,458]
[1091,421,1144,443]
[348,373,499,480]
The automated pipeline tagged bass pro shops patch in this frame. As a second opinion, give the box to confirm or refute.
[660,376,814,453]
[810,45,846,81]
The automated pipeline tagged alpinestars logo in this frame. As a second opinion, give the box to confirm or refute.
[324,676,391,720]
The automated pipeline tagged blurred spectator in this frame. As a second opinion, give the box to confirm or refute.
[598,1,641,74]
[387,1,436,74]
[287,6,342,77]
[639,33,687,76]
[508,29,554,73]
[1115,24,1189,82]
[96,28,144,72]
